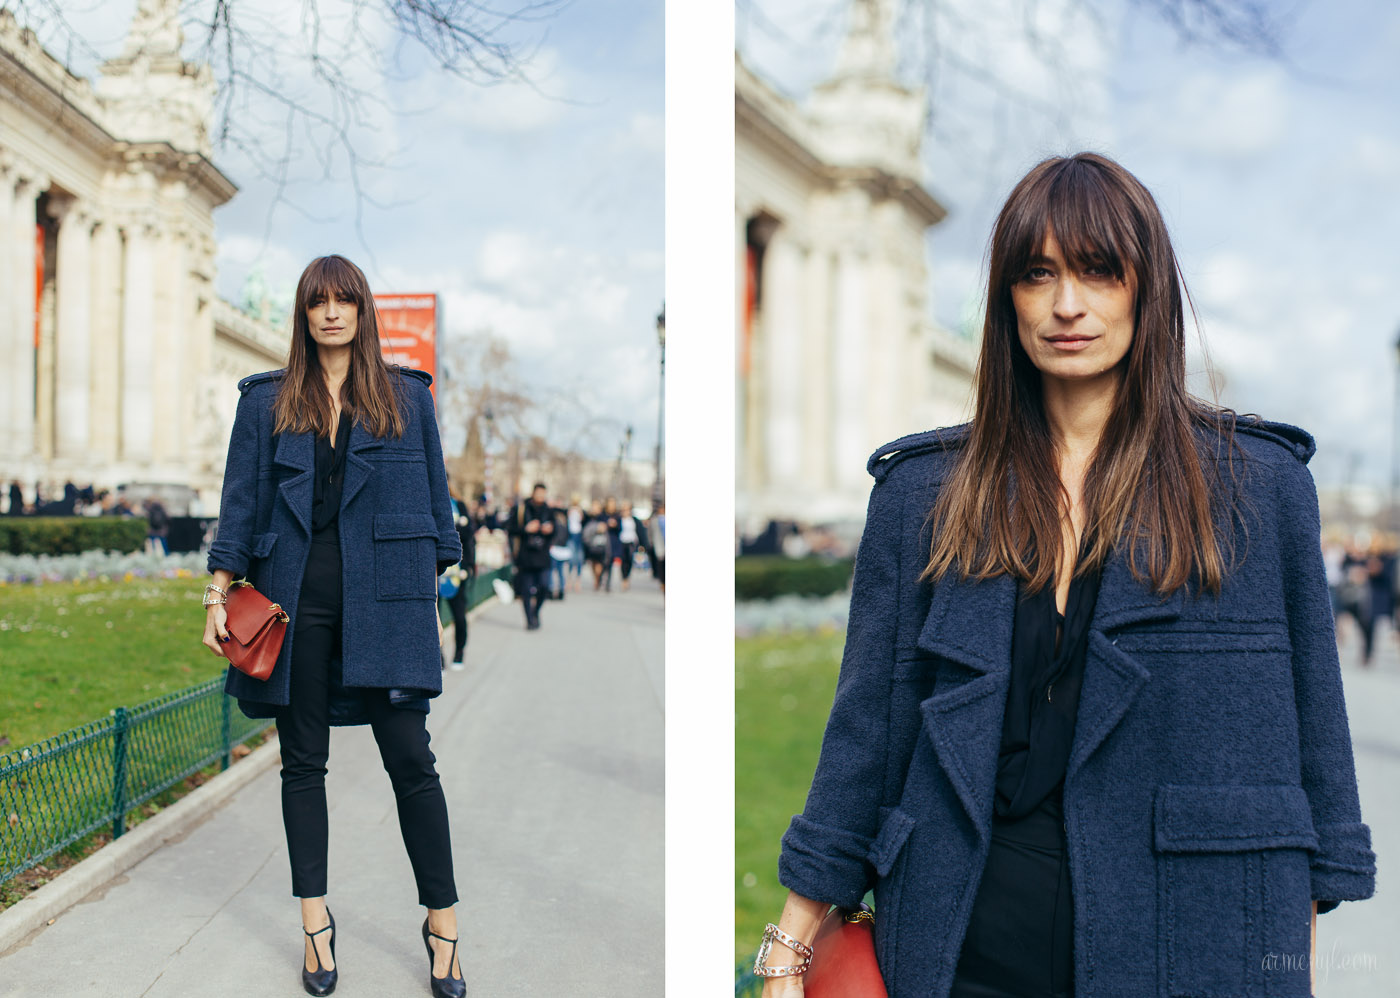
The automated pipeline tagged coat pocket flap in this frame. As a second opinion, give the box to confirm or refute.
[867,806,915,878]
[1154,784,1319,853]
[251,532,277,558]
[373,513,439,540]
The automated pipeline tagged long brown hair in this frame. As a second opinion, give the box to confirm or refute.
[923,153,1239,596]
[272,254,407,440]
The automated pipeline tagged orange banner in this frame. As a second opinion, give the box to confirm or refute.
[373,293,438,398]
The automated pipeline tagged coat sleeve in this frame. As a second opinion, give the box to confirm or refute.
[417,383,462,575]
[1276,456,1376,913]
[778,474,902,909]
[206,388,261,578]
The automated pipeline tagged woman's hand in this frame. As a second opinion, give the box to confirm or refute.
[761,975,805,997]
[437,610,445,647]
[203,603,230,658]
[754,891,829,998]
[202,571,236,658]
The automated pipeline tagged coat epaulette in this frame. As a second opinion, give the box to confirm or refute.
[237,369,286,394]
[1231,415,1316,466]
[392,365,433,387]
[867,423,971,482]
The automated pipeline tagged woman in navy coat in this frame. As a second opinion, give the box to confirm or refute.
[202,255,466,998]
[756,155,1376,998]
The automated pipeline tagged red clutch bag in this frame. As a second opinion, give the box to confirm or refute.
[805,905,886,998]
[223,580,289,680]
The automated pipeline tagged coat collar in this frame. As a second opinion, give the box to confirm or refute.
[273,421,387,535]
[914,546,1180,844]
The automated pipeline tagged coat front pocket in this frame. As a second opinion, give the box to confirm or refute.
[372,513,438,600]
[1152,784,1317,998]
[867,806,915,983]
[248,532,278,591]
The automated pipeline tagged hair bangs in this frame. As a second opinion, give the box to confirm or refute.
[299,255,367,308]
[999,159,1140,290]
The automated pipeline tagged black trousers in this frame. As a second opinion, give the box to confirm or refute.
[515,566,550,625]
[277,527,459,908]
[446,574,470,662]
[949,799,1074,998]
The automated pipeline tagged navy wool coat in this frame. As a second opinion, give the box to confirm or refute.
[779,419,1376,998]
[207,367,462,724]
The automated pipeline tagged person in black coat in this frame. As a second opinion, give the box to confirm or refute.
[507,482,556,629]
[443,476,478,669]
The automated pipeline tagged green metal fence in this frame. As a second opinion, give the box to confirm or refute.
[0,565,511,888]
[0,678,274,886]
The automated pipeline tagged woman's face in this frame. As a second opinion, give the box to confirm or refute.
[306,289,359,351]
[1011,231,1136,386]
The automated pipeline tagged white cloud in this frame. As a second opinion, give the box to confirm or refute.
[1160,68,1290,160]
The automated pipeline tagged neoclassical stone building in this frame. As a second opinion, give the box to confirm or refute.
[0,1,285,513]
[736,0,977,531]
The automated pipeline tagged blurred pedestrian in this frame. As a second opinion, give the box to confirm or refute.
[645,501,665,596]
[601,496,624,591]
[144,497,170,555]
[443,473,478,671]
[617,500,646,592]
[547,500,570,600]
[566,495,586,592]
[583,499,611,590]
[507,482,556,629]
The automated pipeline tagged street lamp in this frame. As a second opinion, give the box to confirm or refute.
[653,306,665,508]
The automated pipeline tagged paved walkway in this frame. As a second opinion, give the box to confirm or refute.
[0,579,664,997]
[1316,618,1400,996]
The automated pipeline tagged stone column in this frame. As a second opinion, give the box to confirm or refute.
[120,218,157,464]
[763,232,804,498]
[9,170,47,465]
[150,222,182,464]
[88,217,122,465]
[801,247,833,494]
[831,246,869,496]
[52,198,95,461]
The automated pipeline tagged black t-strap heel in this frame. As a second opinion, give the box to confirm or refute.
[421,916,466,998]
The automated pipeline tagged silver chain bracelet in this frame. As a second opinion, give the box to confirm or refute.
[753,922,814,978]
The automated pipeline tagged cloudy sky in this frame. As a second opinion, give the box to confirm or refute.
[39,0,663,462]
[738,0,1400,489]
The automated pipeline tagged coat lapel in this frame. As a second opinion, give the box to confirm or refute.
[912,547,1185,840]
[1066,548,1182,785]
[273,431,313,536]
[341,419,383,513]
[915,571,1017,844]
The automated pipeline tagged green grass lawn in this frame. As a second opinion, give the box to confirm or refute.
[0,577,225,751]
[735,629,845,962]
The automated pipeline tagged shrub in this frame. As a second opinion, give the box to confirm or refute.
[734,555,855,601]
[0,517,149,556]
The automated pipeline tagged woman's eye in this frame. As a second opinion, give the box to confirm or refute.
[1024,267,1052,282]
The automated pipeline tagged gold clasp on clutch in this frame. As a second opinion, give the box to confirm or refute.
[269,602,289,623]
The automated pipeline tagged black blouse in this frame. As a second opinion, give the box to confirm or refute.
[994,563,1103,820]
[311,410,352,534]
